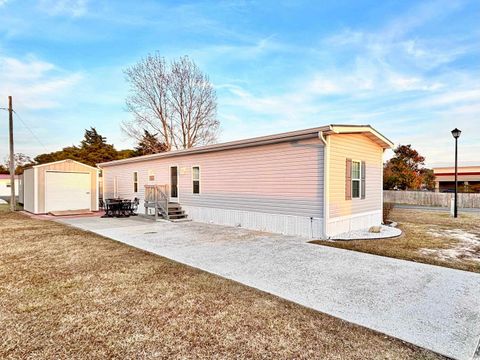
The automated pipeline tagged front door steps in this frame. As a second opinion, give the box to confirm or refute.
[167,202,189,221]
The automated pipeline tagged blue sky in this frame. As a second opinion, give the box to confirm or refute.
[0,0,479,166]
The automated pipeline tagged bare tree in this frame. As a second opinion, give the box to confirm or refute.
[4,153,33,174]
[123,54,219,150]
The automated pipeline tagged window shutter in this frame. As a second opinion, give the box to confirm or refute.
[361,161,366,199]
[345,158,352,200]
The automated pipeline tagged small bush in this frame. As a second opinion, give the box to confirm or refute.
[383,202,395,224]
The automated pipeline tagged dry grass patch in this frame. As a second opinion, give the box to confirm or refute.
[0,211,443,359]
[312,208,480,273]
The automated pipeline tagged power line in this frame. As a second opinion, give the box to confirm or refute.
[12,109,49,152]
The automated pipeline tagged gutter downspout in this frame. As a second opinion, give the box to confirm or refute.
[319,130,330,239]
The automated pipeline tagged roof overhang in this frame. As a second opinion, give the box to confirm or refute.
[27,159,99,171]
[98,124,393,167]
[322,124,394,149]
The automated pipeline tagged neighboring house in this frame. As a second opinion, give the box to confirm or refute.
[21,159,99,214]
[433,166,480,193]
[0,174,19,197]
[99,124,393,238]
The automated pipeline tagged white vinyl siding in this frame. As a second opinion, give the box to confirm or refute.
[102,138,324,219]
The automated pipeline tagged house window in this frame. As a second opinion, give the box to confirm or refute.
[351,161,361,198]
[133,172,138,193]
[192,166,200,194]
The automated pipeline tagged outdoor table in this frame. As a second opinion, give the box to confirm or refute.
[102,199,130,218]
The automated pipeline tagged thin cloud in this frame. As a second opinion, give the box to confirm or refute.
[0,54,83,109]
[38,0,90,17]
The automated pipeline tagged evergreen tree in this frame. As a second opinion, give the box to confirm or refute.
[134,130,168,156]
[33,128,135,167]
[78,127,118,166]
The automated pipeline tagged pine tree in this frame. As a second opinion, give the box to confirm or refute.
[33,128,127,167]
[134,130,168,156]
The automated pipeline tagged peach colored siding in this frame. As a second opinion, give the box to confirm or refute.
[103,138,324,218]
[328,134,383,219]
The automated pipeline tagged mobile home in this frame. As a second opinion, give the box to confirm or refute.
[99,125,393,238]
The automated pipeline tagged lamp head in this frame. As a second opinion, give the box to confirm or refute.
[451,128,461,139]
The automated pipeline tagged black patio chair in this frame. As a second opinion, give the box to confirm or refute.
[114,200,130,218]
[101,199,115,218]
[130,197,140,216]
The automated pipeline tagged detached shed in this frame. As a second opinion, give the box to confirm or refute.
[22,159,99,214]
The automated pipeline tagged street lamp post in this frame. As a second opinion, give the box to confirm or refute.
[451,128,461,218]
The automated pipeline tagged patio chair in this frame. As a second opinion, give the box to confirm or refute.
[101,199,114,218]
[131,197,140,216]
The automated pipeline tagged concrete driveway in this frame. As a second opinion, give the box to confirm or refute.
[59,216,480,360]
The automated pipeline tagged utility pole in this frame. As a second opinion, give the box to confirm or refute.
[8,96,16,211]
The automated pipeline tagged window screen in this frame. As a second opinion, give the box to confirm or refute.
[192,167,200,194]
[351,161,361,198]
[133,172,138,193]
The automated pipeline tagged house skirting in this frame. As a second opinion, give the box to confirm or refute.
[182,205,324,238]
[326,210,382,237]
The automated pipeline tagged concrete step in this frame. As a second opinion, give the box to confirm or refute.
[169,218,192,223]
[169,213,188,219]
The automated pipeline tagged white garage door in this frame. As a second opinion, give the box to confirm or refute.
[45,171,91,212]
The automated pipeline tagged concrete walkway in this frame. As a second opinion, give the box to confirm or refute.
[59,216,480,360]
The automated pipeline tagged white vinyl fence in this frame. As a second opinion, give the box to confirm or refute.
[383,190,480,208]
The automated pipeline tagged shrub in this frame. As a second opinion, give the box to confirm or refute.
[383,202,395,224]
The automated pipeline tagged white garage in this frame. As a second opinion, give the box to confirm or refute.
[21,159,99,214]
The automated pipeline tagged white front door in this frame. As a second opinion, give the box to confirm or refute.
[170,166,178,202]
[45,171,91,212]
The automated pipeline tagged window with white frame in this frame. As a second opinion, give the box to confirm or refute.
[192,166,200,194]
[133,172,138,193]
[351,161,361,198]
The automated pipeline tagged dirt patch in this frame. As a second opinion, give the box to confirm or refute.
[421,228,480,262]
[311,208,480,273]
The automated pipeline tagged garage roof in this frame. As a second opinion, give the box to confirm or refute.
[28,159,98,171]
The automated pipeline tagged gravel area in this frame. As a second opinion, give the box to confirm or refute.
[331,225,402,240]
